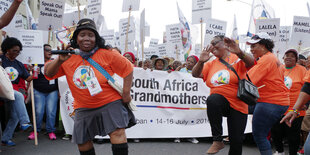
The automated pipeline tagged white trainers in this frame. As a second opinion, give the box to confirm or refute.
[174,138,181,143]
[187,138,199,144]
[273,151,285,155]
[133,139,140,143]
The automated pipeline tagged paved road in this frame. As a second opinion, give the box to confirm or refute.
[0,131,265,155]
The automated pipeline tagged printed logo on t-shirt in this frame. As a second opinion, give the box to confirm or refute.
[210,70,230,86]
[73,66,95,89]
[5,67,19,81]
[284,76,292,89]
[41,66,44,75]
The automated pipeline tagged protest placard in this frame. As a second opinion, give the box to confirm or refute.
[149,38,159,48]
[0,0,12,17]
[256,18,280,50]
[101,29,115,46]
[290,16,310,50]
[166,24,183,59]
[63,10,83,26]
[204,19,227,47]
[192,0,212,24]
[278,26,291,58]
[17,30,44,64]
[158,44,168,57]
[195,44,201,56]
[140,9,145,43]
[38,0,65,31]
[87,0,102,23]
[122,0,140,12]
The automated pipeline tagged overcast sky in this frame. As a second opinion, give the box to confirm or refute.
[100,0,310,45]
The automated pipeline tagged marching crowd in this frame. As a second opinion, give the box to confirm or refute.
[1,1,310,155]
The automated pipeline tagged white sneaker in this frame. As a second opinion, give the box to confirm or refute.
[187,138,199,144]
[133,139,140,143]
[273,151,284,155]
[174,138,181,143]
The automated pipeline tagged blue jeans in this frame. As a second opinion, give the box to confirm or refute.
[2,90,30,141]
[34,89,58,133]
[305,133,310,155]
[252,102,288,155]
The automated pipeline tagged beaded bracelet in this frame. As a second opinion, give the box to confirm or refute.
[288,109,300,117]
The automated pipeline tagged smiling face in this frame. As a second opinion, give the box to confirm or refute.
[155,59,165,70]
[76,29,96,52]
[6,46,21,60]
[211,39,226,58]
[284,52,297,68]
[124,53,134,64]
[250,43,267,59]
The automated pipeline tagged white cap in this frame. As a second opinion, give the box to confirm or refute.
[246,32,271,45]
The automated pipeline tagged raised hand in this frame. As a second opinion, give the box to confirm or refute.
[223,37,242,55]
[199,45,214,63]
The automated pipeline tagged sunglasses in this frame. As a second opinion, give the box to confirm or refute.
[44,48,52,52]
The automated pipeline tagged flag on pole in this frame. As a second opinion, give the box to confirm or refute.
[24,0,37,30]
[247,0,275,37]
[177,3,192,60]
[307,2,310,17]
[231,14,239,43]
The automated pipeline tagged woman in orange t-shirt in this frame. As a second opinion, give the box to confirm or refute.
[271,49,307,155]
[246,32,290,155]
[192,35,254,155]
[44,19,136,155]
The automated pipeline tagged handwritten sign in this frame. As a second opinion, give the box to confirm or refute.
[38,0,65,30]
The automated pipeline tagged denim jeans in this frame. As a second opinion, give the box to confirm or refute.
[2,90,30,141]
[305,133,310,155]
[34,89,58,133]
[252,102,288,155]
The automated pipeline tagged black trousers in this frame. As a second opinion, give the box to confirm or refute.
[207,94,248,155]
[271,116,304,155]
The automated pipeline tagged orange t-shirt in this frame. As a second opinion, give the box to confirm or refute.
[281,64,307,116]
[248,52,289,106]
[202,54,248,114]
[304,69,310,83]
[45,49,133,109]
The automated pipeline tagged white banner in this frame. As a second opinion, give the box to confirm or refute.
[87,0,102,23]
[38,0,65,30]
[192,0,212,24]
[204,19,227,47]
[122,0,140,12]
[255,18,280,50]
[17,30,44,64]
[290,16,310,50]
[101,29,115,46]
[59,68,253,137]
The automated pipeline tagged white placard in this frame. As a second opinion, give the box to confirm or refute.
[17,30,44,64]
[63,11,83,26]
[149,38,159,48]
[255,18,280,49]
[157,44,168,57]
[140,9,145,43]
[0,0,12,17]
[145,25,150,37]
[166,24,183,58]
[122,0,140,12]
[87,0,102,23]
[204,19,227,47]
[101,30,115,46]
[278,26,291,57]
[38,0,65,31]
[144,47,158,58]
[192,0,212,24]
[195,44,201,56]
[290,16,310,50]
[2,15,25,37]
[119,17,136,53]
